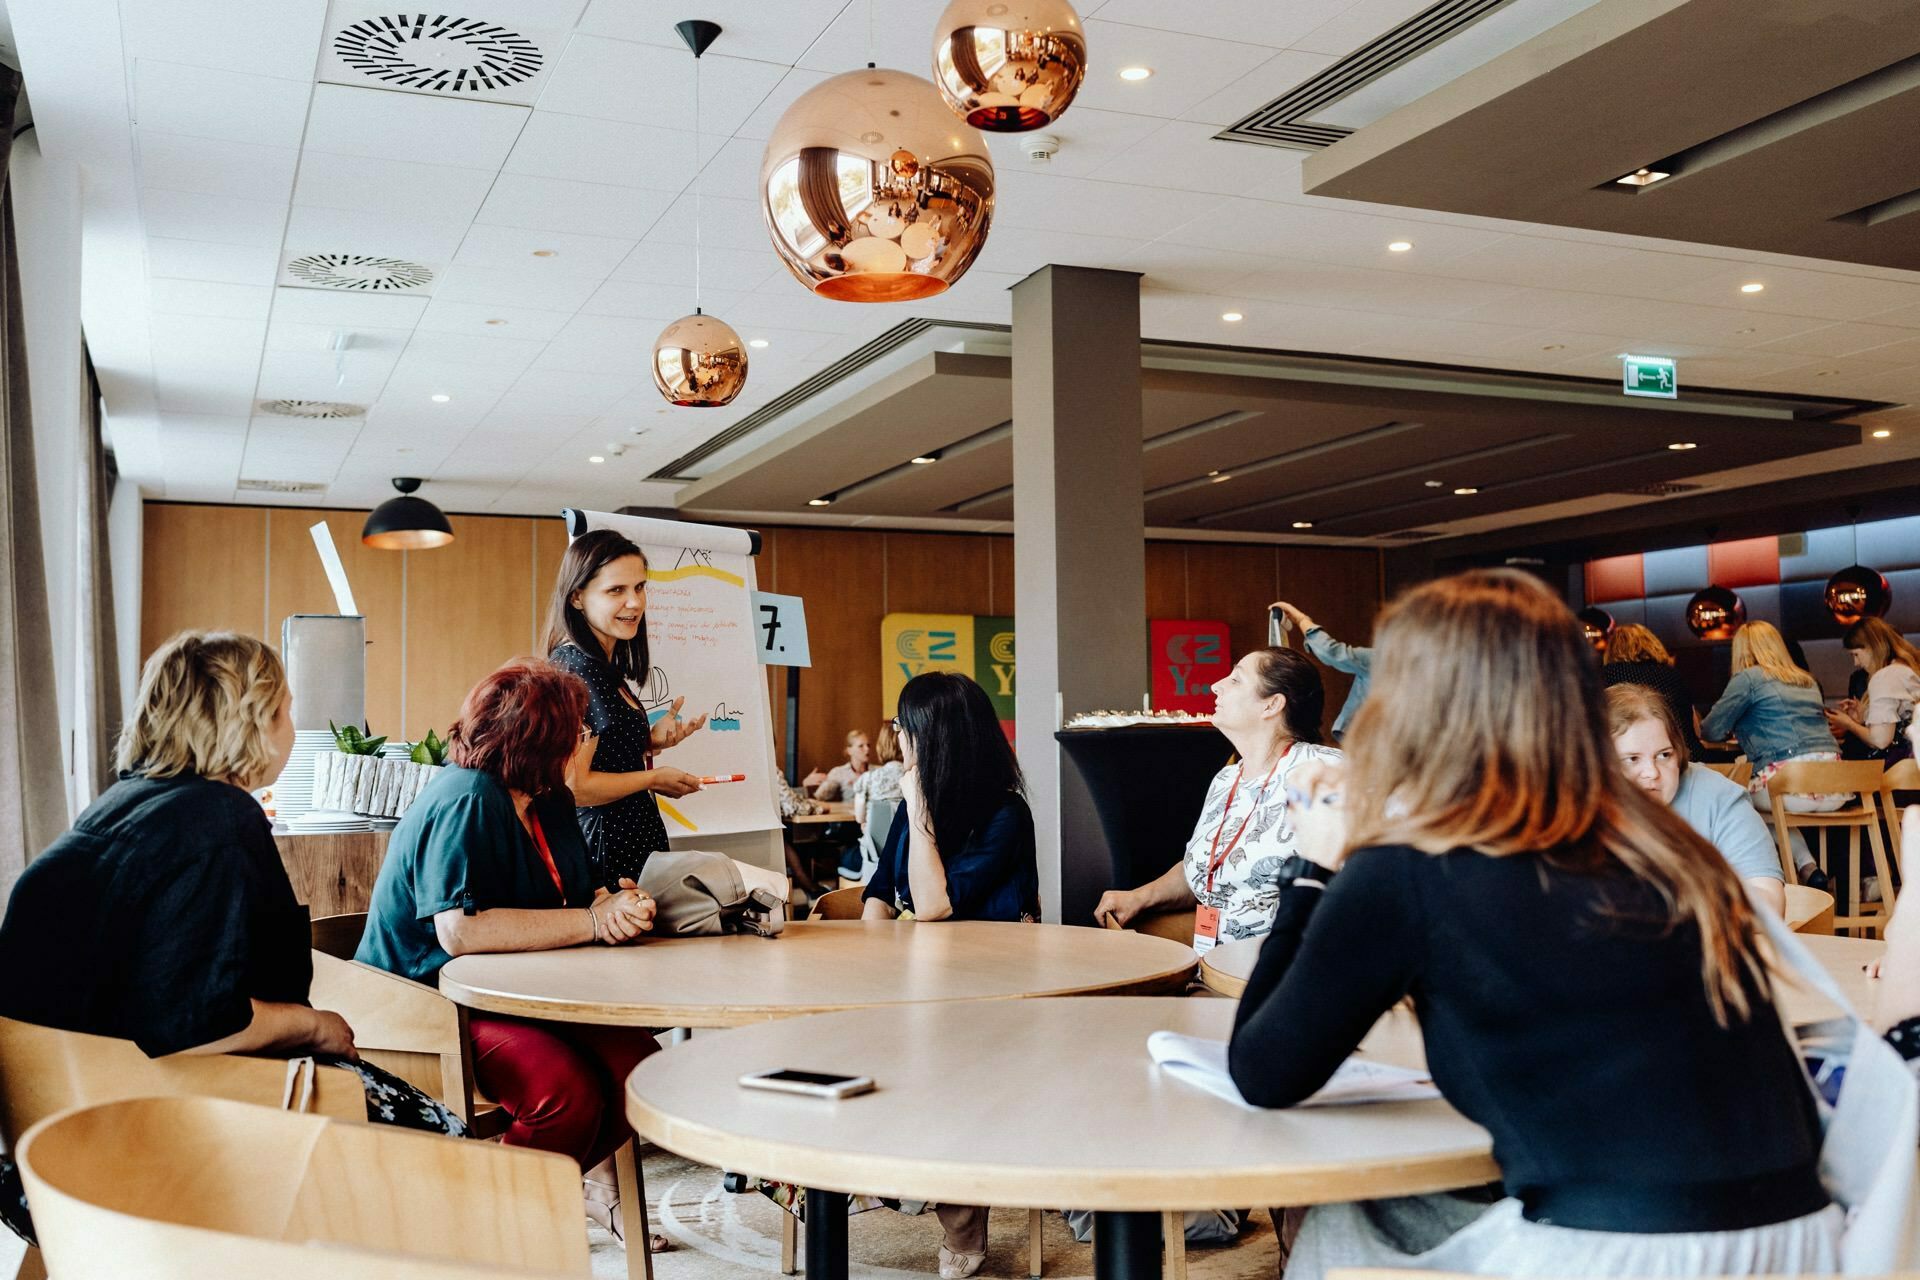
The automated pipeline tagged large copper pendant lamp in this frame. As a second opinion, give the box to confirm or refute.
[760,67,995,302]
[362,477,453,550]
[1576,607,1614,654]
[932,0,1087,131]
[1685,585,1746,640]
[651,19,748,407]
[1824,505,1892,626]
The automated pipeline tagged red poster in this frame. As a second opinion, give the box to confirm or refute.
[1150,620,1231,714]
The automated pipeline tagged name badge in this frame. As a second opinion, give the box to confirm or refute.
[1193,903,1222,955]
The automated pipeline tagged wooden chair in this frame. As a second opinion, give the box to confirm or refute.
[812,885,867,919]
[1880,757,1920,831]
[1703,758,1752,788]
[16,1095,587,1279]
[0,1017,368,1280]
[1767,760,1895,936]
[1783,884,1836,935]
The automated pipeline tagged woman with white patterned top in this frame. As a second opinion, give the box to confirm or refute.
[1094,646,1341,953]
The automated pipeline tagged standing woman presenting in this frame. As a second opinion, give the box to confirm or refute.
[546,529,708,883]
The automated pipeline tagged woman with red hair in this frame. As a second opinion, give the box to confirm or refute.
[357,657,666,1251]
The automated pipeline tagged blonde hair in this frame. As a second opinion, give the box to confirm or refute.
[1728,621,1816,688]
[1344,570,1763,1024]
[874,721,901,765]
[1605,683,1689,765]
[1604,623,1673,666]
[1845,617,1920,676]
[118,631,289,785]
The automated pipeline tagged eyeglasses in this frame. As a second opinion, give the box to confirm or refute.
[888,717,900,732]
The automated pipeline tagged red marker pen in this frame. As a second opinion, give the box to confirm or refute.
[699,774,746,784]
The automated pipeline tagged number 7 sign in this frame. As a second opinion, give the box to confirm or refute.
[749,591,812,667]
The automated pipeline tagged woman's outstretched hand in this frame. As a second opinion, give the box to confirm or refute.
[649,696,708,750]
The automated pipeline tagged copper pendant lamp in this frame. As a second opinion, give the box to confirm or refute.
[932,0,1087,131]
[1576,606,1614,654]
[1685,585,1746,640]
[760,67,995,302]
[1825,565,1891,626]
[651,19,748,407]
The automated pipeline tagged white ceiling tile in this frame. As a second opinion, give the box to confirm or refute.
[995,171,1224,240]
[137,130,301,203]
[148,237,282,285]
[983,107,1165,179]
[1084,121,1306,195]
[303,83,529,169]
[1655,265,1920,323]
[266,320,413,358]
[537,37,787,136]
[1595,297,1833,349]
[579,280,747,321]
[150,278,274,321]
[270,286,431,328]
[417,298,577,341]
[531,314,666,373]
[404,330,549,373]
[123,0,329,81]
[1093,0,1355,46]
[1294,0,1436,56]
[293,152,498,222]
[131,60,313,148]
[971,227,1148,278]
[257,346,399,401]
[155,377,258,417]
[454,223,639,277]
[140,188,289,249]
[1178,49,1341,126]
[612,240,780,292]
[475,173,676,239]
[1752,323,1920,359]
[1068,22,1274,118]
[735,68,834,140]
[791,1,947,75]
[503,112,699,192]
[575,0,845,65]
[432,262,607,311]
[1161,195,1502,269]
[641,192,767,250]
[283,204,472,262]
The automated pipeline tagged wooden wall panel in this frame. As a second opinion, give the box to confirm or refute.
[1184,544,1278,663]
[141,505,268,657]
[884,532,993,616]
[767,527,887,778]
[988,535,1016,617]
[1274,547,1387,729]
[266,508,405,735]
[531,514,569,653]
[401,515,536,742]
[1144,542,1188,619]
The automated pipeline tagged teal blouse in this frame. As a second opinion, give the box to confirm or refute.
[356,766,595,984]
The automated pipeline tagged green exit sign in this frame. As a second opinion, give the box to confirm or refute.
[1623,354,1677,399]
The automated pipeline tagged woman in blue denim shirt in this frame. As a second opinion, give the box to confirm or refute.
[1701,621,1844,879]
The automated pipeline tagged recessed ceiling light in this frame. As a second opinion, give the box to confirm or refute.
[1873,429,1892,439]
[1291,520,1314,529]
[1453,486,1478,495]
[484,318,507,326]
[1667,442,1697,450]
[1541,343,1565,351]
[1614,167,1670,186]
[1735,327,1756,335]
[808,497,832,506]
[1815,369,1839,377]
[430,394,450,403]
[1221,311,1243,322]
[589,455,605,464]
[1118,66,1153,81]
[1206,470,1221,476]
[1210,473,1232,483]
[1424,480,1445,488]
[748,339,769,349]
[910,455,938,465]
[1740,282,1765,293]
[531,250,558,258]
[1387,241,1413,252]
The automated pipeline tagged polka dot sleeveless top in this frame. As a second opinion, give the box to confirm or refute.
[550,643,669,882]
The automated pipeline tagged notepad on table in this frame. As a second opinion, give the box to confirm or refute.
[1146,1031,1440,1109]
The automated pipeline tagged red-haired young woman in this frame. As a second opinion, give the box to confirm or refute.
[357,657,667,1252]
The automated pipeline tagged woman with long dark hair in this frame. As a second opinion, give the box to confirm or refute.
[1229,570,1836,1276]
[544,528,707,882]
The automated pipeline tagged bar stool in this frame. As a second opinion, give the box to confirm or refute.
[1766,760,1895,936]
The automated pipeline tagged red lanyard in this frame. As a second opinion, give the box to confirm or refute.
[525,809,566,901]
[1205,746,1290,893]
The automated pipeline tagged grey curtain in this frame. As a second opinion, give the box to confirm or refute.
[0,65,67,902]
[77,353,121,803]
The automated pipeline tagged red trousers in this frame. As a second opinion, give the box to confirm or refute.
[469,1016,660,1171]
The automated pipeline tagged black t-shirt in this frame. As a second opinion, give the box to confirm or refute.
[0,772,311,1057]
[550,642,670,882]
[1227,843,1827,1234]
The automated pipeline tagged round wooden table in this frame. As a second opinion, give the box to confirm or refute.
[1198,936,1260,998]
[438,920,1199,1027]
[626,996,1495,1280]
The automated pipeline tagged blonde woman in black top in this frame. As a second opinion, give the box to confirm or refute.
[545,529,707,882]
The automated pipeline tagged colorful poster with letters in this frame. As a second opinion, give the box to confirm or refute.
[1150,619,1231,714]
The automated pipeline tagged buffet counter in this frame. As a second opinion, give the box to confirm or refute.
[274,829,391,918]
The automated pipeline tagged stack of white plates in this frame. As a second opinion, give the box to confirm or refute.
[284,810,374,834]
[272,731,336,824]
[380,742,413,760]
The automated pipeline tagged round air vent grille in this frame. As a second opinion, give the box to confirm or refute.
[257,399,366,419]
[286,253,434,292]
[333,16,543,93]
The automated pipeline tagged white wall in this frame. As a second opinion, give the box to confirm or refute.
[108,474,141,718]
[12,131,86,815]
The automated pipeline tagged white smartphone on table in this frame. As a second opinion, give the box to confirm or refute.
[738,1069,876,1100]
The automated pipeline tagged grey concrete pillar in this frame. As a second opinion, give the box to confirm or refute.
[1011,265,1147,926]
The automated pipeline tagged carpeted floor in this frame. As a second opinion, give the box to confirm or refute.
[596,1151,1281,1280]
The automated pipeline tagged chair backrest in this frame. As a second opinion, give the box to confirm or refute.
[17,1095,588,1279]
[1881,758,1920,813]
[1703,759,1753,787]
[311,911,368,960]
[1783,884,1836,935]
[1100,906,1196,947]
[813,885,866,919]
[1765,759,1885,800]
[307,924,474,1121]
[0,1017,364,1145]
[855,799,902,885]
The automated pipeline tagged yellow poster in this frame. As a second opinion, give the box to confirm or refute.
[880,613,976,717]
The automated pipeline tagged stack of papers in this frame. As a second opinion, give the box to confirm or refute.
[1147,1031,1439,1109]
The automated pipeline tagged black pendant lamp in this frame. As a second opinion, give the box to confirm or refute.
[362,477,453,550]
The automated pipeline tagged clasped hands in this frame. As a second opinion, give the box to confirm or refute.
[592,878,656,944]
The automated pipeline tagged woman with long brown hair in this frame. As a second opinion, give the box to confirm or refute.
[1827,616,1920,757]
[544,528,707,883]
[1228,571,1836,1276]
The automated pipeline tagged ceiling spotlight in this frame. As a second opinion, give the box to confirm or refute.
[1667,442,1697,450]
[1210,472,1232,483]
[531,250,558,258]
[1740,282,1765,293]
[808,496,833,506]
[1815,369,1839,377]
[749,338,769,348]
[1541,343,1565,351]
[1614,167,1670,186]
[1118,66,1153,81]
[1221,311,1243,322]
[1387,241,1413,252]
[1873,429,1892,439]
[1453,486,1478,495]
[1291,520,1314,529]
[484,319,507,326]
[1424,480,1445,488]
[589,455,605,464]
[430,394,450,403]
[1735,327,1756,335]
[910,454,938,465]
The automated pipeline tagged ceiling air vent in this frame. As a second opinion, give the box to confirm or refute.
[283,253,434,292]
[257,399,366,419]
[321,10,556,104]
[1616,481,1706,497]
[237,479,329,494]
